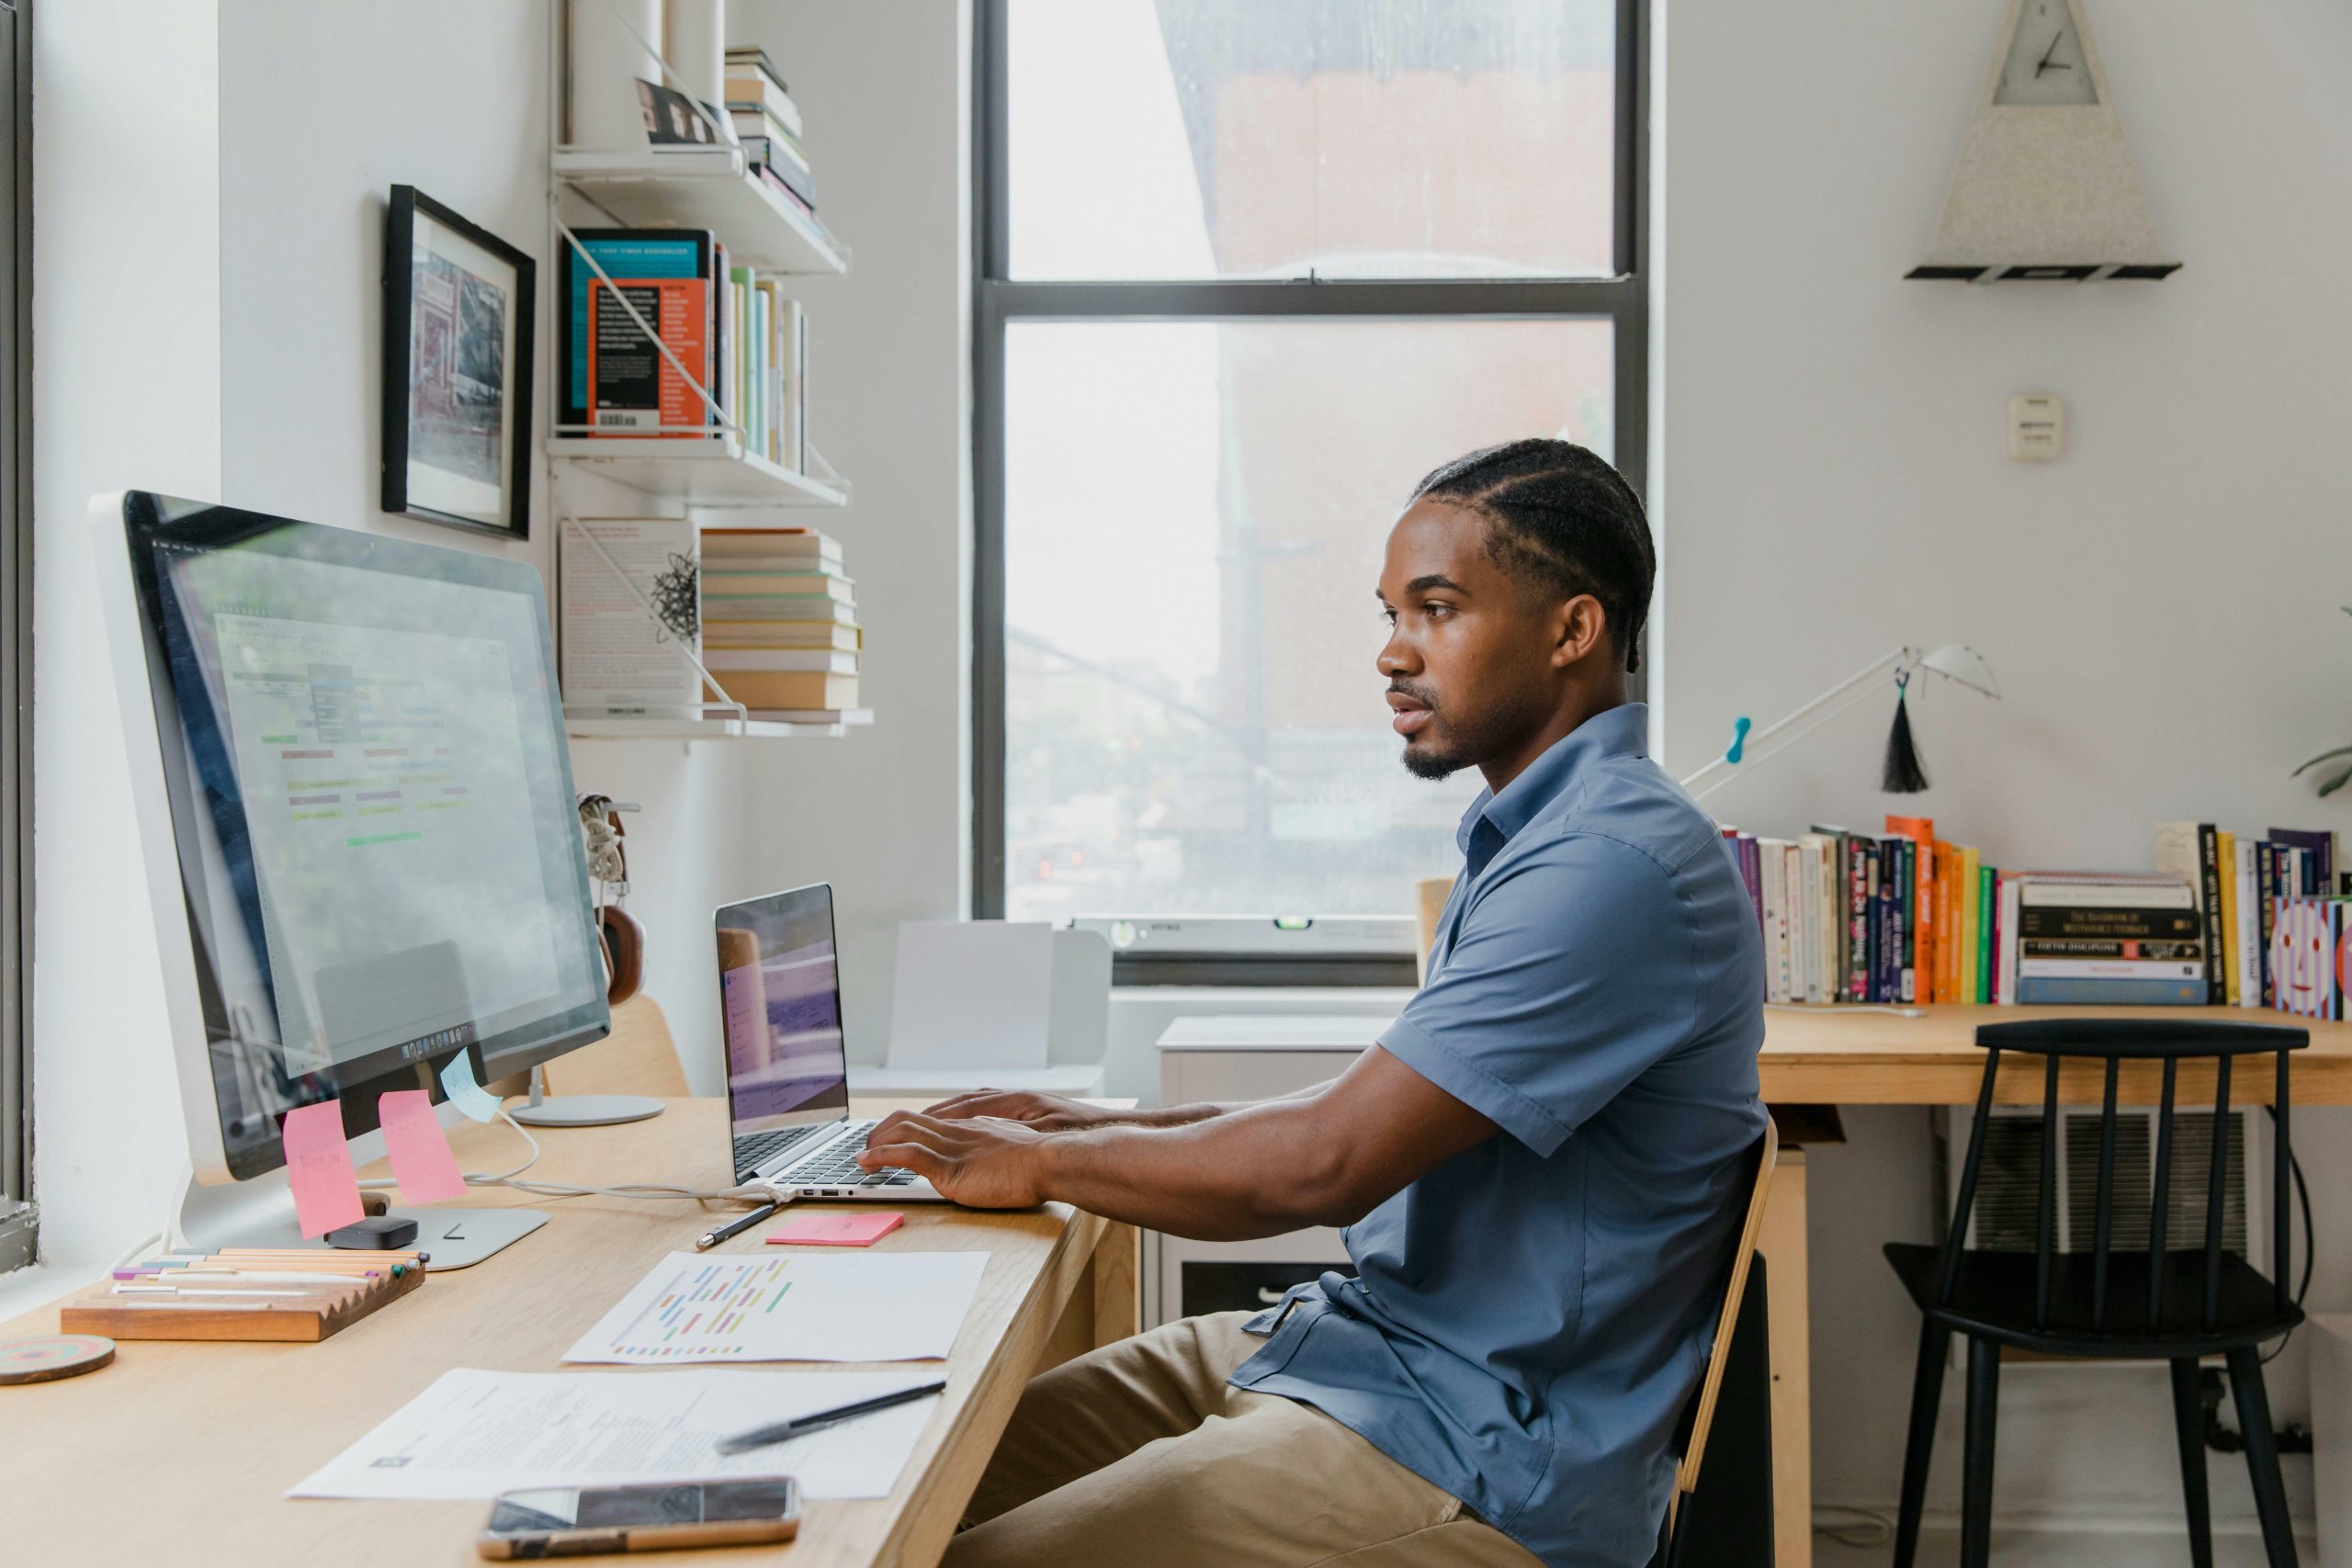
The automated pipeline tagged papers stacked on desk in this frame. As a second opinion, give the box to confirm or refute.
[561,1251,988,1365]
[288,1369,941,1501]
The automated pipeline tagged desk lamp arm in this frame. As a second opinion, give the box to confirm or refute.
[1679,646,1919,804]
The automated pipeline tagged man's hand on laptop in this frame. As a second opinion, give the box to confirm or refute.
[857,1111,1050,1208]
[919,1089,1114,1132]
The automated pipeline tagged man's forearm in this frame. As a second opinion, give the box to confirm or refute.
[1101,1076,1338,1131]
[1032,1099,1362,1240]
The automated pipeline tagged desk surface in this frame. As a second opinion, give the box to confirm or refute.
[1158,1006,2352,1106]
[0,1099,1109,1568]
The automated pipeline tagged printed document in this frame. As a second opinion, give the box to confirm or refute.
[564,1250,988,1364]
[288,1368,940,1501]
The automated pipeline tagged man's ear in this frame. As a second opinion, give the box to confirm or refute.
[1551,594,1608,669]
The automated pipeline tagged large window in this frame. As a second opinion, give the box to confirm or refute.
[976,0,1646,971]
[0,0,28,1273]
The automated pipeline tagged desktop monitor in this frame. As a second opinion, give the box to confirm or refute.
[95,491,610,1206]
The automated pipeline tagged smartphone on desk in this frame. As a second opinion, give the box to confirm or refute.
[476,1477,800,1558]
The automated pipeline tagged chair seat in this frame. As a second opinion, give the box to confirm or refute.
[1883,1242,2301,1358]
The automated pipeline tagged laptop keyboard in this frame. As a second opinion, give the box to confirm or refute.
[750,1121,918,1187]
[733,1123,825,1174]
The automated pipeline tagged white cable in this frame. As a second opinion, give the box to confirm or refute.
[1765,1003,1926,1019]
[350,1107,758,1205]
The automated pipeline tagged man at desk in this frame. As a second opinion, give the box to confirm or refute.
[862,439,1767,1568]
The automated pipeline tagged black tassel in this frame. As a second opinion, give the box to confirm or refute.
[1882,677,1929,794]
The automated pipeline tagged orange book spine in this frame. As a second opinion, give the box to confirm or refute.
[1936,841,1961,1004]
[1886,817,1936,1003]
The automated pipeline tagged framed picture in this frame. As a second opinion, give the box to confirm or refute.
[382,186,535,539]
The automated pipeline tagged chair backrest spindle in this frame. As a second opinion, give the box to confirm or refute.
[1939,1046,2003,1306]
[2035,1053,2059,1329]
[2275,1047,2292,1316]
[2091,1056,2119,1332]
[2148,1056,2178,1329]
[2202,1055,2233,1331]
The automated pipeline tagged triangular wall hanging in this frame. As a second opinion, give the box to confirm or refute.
[1909,0,2178,283]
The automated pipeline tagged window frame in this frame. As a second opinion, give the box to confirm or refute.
[0,0,31,1274]
[971,0,1650,981]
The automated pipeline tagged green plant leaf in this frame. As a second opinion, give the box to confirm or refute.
[2324,761,2352,798]
[2294,743,2352,775]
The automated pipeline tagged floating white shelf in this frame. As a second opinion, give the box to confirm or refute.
[546,436,848,509]
[553,147,849,275]
[565,709,872,741]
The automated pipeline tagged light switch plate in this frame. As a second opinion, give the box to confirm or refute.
[2007,393,2064,461]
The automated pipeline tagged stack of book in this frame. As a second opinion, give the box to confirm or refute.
[725,47,819,221]
[698,528,861,719]
[1725,816,1996,1007]
[1991,870,2208,1006]
[558,227,809,471]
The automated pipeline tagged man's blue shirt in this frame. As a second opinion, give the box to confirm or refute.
[1228,703,1768,1568]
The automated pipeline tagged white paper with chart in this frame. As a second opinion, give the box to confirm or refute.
[562,1250,989,1364]
[288,1367,941,1501]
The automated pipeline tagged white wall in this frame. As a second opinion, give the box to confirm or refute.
[1657,0,2352,1525]
[217,0,752,1098]
[28,0,223,1288]
[725,0,974,1065]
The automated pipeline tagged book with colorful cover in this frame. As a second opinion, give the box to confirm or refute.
[2269,897,2346,1019]
[562,229,718,438]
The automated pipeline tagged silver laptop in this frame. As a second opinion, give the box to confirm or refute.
[717,884,945,1201]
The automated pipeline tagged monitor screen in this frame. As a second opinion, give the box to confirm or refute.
[120,493,608,1178]
[717,885,851,1135]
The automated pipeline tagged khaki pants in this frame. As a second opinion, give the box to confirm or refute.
[944,1312,1544,1568]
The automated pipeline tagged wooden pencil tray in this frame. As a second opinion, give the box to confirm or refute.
[60,1264,424,1342]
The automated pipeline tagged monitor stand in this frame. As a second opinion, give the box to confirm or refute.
[176,1171,547,1271]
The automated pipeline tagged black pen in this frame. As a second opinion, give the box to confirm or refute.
[695,1201,781,1251]
[715,1379,949,1456]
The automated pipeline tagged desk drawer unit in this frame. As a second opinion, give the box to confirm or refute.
[1152,1023,1375,1326]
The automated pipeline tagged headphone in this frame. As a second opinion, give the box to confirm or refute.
[579,794,645,1007]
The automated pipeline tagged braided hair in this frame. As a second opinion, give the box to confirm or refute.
[1409,438,1655,674]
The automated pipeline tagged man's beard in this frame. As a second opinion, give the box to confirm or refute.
[1393,682,1538,781]
[1401,735,1470,780]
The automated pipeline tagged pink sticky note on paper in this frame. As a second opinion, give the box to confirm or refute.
[767,1211,904,1247]
[279,1100,365,1239]
[378,1089,469,1205]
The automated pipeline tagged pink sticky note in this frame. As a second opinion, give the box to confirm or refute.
[280,1100,365,1238]
[767,1211,904,1247]
[378,1089,469,1205]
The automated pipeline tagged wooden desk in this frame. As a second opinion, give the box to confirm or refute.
[1762,1003,2352,1566]
[0,1098,1139,1568]
[1760,1001,2352,1105]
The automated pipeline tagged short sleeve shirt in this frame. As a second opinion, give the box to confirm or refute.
[1228,703,1768,1568]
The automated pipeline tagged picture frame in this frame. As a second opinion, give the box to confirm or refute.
[382,186,536,539]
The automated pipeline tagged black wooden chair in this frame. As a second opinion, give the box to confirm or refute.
[1883,1019,2308,1568]
[1649,1121,1778,1568]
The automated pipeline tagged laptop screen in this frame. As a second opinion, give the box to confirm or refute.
[716,885,852,1137]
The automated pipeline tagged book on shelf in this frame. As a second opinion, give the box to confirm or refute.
[723,44,803,136]
[704,670,858,711]
[556,228,812,467]
[703,649,857,674]
[703,620,861,651]
[559,229,717,437]
[559,518,702,716]
[699,525,841,564]
[698,569,853,598]
[700,593,857,623]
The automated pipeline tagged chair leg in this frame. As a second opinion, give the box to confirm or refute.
[1960,1337,2001,1568]
[1893,1320,1951,1568]
[2168,1359,2214,1568]
[2225,1348,2301,1568]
